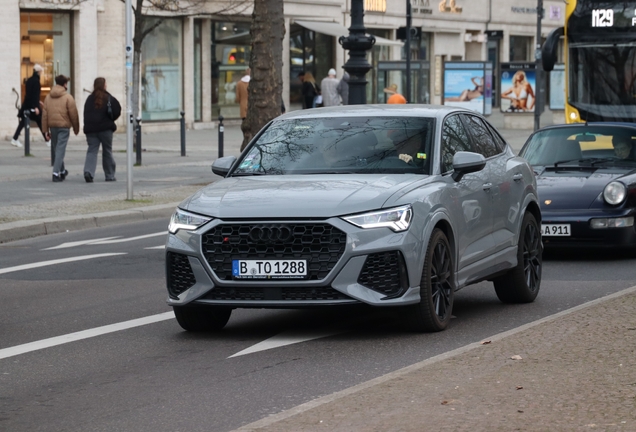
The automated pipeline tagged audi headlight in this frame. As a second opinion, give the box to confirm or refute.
[342,205,413,232]
[168,208,212,234]
[603,182,627,205]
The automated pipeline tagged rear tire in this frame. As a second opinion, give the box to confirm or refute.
[173,306,232,332]
[405,229,455,332]
[493,212,542,303]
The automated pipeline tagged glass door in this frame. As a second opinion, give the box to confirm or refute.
[20,12,72,101]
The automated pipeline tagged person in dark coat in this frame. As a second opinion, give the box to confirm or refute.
[82,77,122,182]
[12,64,49,147]
[301,72,320,109]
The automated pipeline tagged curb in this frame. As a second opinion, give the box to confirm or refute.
[0,203,178,244]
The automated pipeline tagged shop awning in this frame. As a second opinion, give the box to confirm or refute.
[295,20,403,47]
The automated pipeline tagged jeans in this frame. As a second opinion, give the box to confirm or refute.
[51,127,69,174]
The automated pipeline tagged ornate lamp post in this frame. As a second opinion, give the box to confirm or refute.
[339,0,375,104]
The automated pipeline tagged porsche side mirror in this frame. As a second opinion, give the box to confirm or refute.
[212,156,237,177]
[452,151,486,182]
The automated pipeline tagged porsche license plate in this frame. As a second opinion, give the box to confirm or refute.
[232,259,307,279]
[541,224,571,236]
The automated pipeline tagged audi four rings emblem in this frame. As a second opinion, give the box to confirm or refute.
[248,226,293,242]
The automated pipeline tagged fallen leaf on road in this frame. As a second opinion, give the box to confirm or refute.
[518,410,524,413]
[481,340,492,345]
[441,400,449,405]
[516,386,523,390]
[511,355,523,360]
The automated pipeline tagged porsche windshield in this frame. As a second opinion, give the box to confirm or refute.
[232,117,435,175]
[522,126,636,166]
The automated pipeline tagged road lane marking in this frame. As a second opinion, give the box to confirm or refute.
[42,237,121,250]
[145,245,165,250]
[42,232,166,250]
[0,253,127,275]
[91,232,166,245]
[0,312,174,360]
[229,330,344,358]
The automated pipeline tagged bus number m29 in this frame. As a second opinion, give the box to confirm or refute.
[592,9,614,27]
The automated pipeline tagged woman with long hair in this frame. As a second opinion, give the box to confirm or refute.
[82,77,121,182]
[301,72,320,109]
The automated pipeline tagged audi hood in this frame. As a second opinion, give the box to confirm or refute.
[180,174,430,219]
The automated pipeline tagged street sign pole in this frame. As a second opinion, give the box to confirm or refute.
[125,0,134,199]
[406,0,412,102]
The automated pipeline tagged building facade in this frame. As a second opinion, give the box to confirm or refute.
[2,0,564,139]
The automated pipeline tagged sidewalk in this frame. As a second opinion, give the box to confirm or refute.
[236,286,636,432]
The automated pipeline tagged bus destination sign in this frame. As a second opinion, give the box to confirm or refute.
[590,7,636,28]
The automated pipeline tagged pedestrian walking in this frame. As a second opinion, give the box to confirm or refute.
[320,68,340,107]
[236,68,251,151]
[82,77,122,183]
[337,72,350,105]
[11,64,50,148]
[42,75,79,182]
[301,72,320,109]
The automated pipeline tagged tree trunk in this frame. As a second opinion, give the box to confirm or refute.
[243,0,285,150]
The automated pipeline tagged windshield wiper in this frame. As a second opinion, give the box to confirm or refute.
[230,172,267,177]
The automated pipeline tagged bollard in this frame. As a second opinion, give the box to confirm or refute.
[135,116,142,166]
[180,111,186,157]
[218,115,224,158]
[24,110,31,157]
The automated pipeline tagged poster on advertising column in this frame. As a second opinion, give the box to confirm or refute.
[500,63,537,113]
[443,62,492,115]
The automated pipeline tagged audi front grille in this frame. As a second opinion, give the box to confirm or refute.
[202,223,347,281]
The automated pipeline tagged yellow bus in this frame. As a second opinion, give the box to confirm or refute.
[542,1,636,123]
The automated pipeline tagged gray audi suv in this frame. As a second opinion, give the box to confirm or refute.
[165,105,542,332]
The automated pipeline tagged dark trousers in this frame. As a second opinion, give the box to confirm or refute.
[83,130,116,180]
[13,113,46,141]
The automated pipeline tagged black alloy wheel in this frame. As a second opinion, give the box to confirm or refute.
[405,228,454,332]
[493,212,542,303]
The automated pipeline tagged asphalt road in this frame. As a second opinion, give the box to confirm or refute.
[1,219,635,431]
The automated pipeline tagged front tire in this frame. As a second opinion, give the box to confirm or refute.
[493,212,542,303]
[173,306,232,332]
[405,228,455,332]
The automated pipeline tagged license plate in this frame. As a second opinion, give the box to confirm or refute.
[541,224,571,236]
[232,259,307,279]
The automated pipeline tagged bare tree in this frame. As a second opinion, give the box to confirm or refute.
[241,0,285,150]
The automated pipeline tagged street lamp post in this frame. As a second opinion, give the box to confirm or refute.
[534,0,544,131]
[405,0,412,103]
[125,0,134,199]
[339,0,375,104]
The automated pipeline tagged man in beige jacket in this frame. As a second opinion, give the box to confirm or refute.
[42,75,80,182]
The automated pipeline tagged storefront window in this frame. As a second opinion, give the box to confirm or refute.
[211,21,251,118]
[141,18,182,121]
[20,12,72,100]
[289,25,334,111]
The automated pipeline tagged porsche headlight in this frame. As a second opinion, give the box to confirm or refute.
[168,208,212,234]
[603,182,627,206]
[342,205,412,232]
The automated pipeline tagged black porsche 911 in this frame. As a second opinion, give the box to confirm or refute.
[519,123,636,248]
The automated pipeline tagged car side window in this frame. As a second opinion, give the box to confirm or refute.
[461,115,501,158]
[486,122,508,153]
[441,115,473,173]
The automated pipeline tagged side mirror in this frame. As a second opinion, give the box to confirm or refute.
[541,27,564,72]
[452,151,486,182]
[211,156,237,177]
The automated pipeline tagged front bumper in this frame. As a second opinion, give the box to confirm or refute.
[541,209,636,248]
[165,217,425,308]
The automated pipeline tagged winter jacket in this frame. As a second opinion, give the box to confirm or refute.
[337,73,350,106]
[42,85,80,135]
[83,91,122,134]
[235,76,249,119]
[18,73,42,117]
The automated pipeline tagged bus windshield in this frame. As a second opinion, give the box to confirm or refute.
[569,43,636,121]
